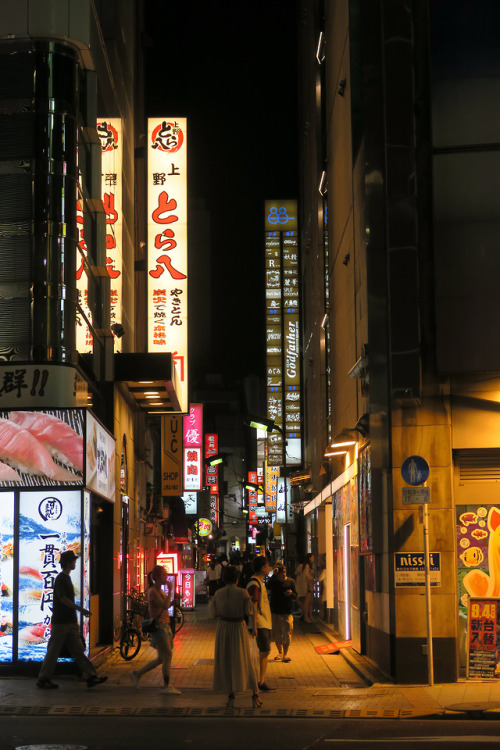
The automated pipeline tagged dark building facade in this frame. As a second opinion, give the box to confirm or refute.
[298,0,500,683]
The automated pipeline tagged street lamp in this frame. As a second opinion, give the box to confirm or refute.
[244,414,289,565]
[203,452,226,467]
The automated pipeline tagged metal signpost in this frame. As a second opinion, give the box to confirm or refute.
[401,455,434,686]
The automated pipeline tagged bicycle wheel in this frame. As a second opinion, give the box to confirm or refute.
[119,627,142,660]
[173,606,184,633]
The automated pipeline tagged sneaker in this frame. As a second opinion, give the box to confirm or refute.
[258,682,277,692]
[130,671,140,690]
[36,678,58,689]
[273,654,283,661]
[282,656,291,663]
[87,676,108,689]
[160,685,181,695]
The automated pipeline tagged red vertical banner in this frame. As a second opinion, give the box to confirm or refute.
[248,470,258,525]
[204,433,219,494]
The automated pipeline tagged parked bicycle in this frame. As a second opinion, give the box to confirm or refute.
[118,590,184,661]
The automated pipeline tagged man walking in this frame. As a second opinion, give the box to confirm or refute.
[37,550,107,689]
[247,555,276,692]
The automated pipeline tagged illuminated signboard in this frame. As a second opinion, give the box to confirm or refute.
[276,476,294,524]
[265,464,278,511]
[0,364,88,409]
[0,491,14,663]
[179,569,195,609]
[182,491,197,514]
[183,404,202,491]
[161,415,183,495]
[18,489,82,662]
[204,433,219,495]
[76,119,123,353]
[147,118,188,413]
[157,552,179,575]
[86,411,116,502]
[197,518,212,537]
[0,409,84,489]
[264,199,302,467]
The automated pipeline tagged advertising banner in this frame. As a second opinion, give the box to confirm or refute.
[0,364,88,409]
[204,433,219,495]
[18,490,82,662]
[182,491,197,514]
[180,569,195,609]
[86,411,116,502]
[147,118,188,413]
[0,491,14,663]
[161,415,183,495]
[77,119,123,353]
[0,409,84,489]
[394,552,441,587]
[265,464,279,512]
[467,598,500,678]
[183,404,202,491]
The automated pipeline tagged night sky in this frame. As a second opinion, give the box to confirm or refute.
[145,1,299,381]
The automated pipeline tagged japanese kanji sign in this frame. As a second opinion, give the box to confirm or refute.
[183,404,202,491]
[76,119,123,353]
[148,118,188,413]
[467,598,500,678]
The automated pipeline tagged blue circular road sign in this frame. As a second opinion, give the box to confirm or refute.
[401,455,430,486]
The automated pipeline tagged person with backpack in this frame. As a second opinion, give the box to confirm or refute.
[246,555,276,692]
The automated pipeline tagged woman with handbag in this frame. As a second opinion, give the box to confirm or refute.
[209,564,261,708]
[130,565,181,694]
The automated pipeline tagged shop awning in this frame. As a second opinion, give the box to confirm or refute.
[114,352,183,413]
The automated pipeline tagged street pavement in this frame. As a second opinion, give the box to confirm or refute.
[1,602,500,720]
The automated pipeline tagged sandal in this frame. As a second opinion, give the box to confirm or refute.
[252,692,262,708]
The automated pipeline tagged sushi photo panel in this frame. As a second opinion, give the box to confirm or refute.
[0,492,14,662]
[18,490,82,662]
[0,409,84,488]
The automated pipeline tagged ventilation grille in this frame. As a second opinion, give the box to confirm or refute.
[458,450,500,482]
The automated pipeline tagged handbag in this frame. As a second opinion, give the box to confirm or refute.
[141,617,157,634]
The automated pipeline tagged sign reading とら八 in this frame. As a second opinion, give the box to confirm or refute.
[147,118,188,413]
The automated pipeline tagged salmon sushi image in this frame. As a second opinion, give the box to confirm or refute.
[9,411,83,473]
[0,418,77,482]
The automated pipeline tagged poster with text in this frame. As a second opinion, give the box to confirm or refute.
[18,490,82,662]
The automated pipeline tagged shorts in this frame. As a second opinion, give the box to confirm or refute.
[150,620,173,653]
[256,627,272,653]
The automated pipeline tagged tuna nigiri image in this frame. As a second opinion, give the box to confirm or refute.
[18,623,48,642]
[19,565,43,581]
[9,411,83,473]
[0,460,21,482]
[0,418,77,482]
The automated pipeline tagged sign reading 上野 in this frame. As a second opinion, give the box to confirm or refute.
[77,119,123,353]
[264,199,302,467]
[183,404,202,491]
[467,598,500,678]
[161,415,183,495]
[147,118,188,413]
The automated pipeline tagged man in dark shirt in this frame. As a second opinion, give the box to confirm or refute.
[267,562,297,662]
[37,550,107,689]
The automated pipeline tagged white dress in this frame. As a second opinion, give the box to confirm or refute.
[209,584,258,693]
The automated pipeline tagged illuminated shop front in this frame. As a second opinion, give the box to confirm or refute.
[0,408,114,669]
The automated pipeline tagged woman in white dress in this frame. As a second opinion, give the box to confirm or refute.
[209,564,261,708]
